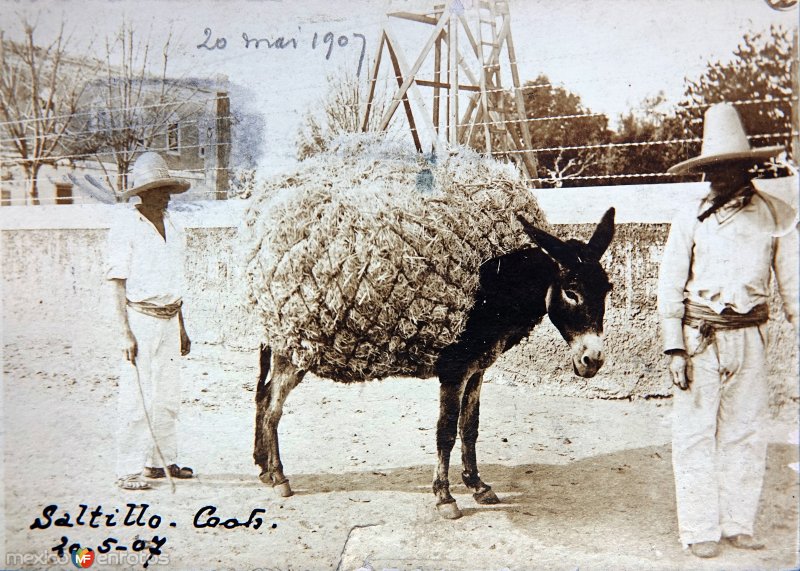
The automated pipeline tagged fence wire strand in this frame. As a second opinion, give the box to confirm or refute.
[1,41,797,197]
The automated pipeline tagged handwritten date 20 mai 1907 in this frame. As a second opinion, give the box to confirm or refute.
[198,27,367,76]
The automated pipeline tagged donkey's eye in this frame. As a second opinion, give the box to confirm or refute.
[562,289,582,306]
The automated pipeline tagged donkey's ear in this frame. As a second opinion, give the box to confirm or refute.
[586,207,615,260]
[517,215,579,268]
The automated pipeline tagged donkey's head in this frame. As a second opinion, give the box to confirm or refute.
[518,208,615,378]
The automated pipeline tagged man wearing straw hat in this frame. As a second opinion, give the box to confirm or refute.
[107,152,195,490]
[658,103,798,558]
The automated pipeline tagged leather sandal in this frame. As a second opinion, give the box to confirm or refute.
[144,464,194,479]
[725,534,765,550]
[689,541,720,558]
[116,474,152,490]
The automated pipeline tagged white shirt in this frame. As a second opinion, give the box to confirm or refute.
[657,190,799,352]
[106,206,186,305]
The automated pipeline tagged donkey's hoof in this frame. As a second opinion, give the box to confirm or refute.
[436,501,463,520]
[258,471,271,485]
[274,481,293,498]
[474,487,500,505]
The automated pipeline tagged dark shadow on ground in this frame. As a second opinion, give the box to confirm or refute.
[277,443,798,567]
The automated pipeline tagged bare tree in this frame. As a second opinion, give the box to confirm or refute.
[297,66,393,160]
[542,150,599,188]
[0,22,94,204]
[82,22,202,196]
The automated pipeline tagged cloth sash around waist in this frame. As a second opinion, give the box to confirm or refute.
[682,300,768,331]
[127,299,183,319]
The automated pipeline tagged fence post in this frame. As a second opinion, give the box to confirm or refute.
[215,92,231,200]
[55,181,73,205]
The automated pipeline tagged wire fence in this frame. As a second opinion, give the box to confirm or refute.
[0,65,794,133]
[1,101,792,166]
[1,30,797,202]
[0,190,226,206]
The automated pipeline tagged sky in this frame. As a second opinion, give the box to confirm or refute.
[1,0,797,173]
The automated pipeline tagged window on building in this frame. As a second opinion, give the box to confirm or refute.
[166,122,180,155]
[87,98,109,133]
[199,125,212,159]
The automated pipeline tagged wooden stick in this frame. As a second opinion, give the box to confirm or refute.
[439,28,483,145]
[361,32,386,132]
[388,11,439,26]
[448,13,458,146]
[377,1,452,132]
[385,28,442,153]
[416,79,480,91]
[457,13,480,58]
[458,92,480,143]
[474,7,492,152]
[385,34,422,152]
[433,31,442,135]
[504,9,539,183]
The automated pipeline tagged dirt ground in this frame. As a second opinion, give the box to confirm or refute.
[2,320,798,571]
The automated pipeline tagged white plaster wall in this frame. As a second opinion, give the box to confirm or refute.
[2,182,796,400]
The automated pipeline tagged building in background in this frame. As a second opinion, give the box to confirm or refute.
[0,37,238,206]
[62,82,233,204]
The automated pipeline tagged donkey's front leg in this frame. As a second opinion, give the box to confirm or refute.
[460,371,499,505]
[433,379,465,519]
[254,347,304,497]
[254,344,272,471]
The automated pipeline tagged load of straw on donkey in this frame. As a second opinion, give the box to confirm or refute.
[241,134,615,518]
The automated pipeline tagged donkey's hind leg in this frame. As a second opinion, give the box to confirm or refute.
[460,371,499,505]
[253,345,304,497]
[433,378,465,519]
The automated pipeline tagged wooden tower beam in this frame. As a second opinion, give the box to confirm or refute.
[362,0,539,183]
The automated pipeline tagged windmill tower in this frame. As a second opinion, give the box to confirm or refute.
[361,0,539,183]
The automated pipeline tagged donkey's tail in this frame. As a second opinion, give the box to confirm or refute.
[256,344,272,399]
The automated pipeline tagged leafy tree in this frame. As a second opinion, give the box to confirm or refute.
[518,74,612,187]
[677,25,794,160]
[606,93,690,185]
[606,27,793,184]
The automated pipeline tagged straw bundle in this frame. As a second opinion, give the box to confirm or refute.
[242,134,549,382]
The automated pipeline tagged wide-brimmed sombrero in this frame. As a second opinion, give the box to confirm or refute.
[122,152,191,200]
[668,103,784,175]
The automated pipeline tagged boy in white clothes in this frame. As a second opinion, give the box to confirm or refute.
[658,103,798,558]
[107,152,195,490]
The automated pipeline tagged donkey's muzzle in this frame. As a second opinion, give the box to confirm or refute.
[571,334,605,378]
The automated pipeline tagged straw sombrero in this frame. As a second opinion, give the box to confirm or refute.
[668,103,784,175]
[122,152,191,200]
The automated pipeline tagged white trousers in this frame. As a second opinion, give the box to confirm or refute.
[672,323,768,546]
[116,309,181,477]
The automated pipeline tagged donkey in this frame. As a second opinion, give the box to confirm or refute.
[253,207,615,519]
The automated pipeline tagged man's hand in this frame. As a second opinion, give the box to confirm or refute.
[180,327,191,356]
[178,308,191,356]
[123,328,138,363]
[668,350,692,390]
[111,279,137,363]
